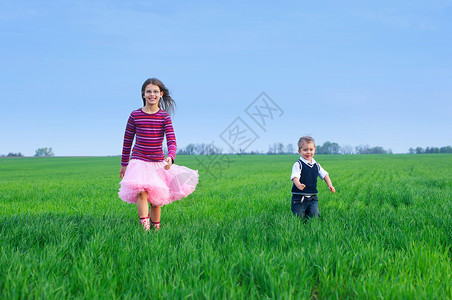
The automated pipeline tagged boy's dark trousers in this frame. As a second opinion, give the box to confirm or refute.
[291,195,320,219]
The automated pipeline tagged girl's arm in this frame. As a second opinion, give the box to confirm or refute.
[121,113,136,167]
[120,166,127,178]
[164,157,173,170]
[163,114,176,170]
[323,174,335,193]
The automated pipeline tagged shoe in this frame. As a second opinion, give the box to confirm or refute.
[151,221,160,231]
[140,217,150,231]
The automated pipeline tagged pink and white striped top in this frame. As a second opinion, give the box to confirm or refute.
[121,109,176,166]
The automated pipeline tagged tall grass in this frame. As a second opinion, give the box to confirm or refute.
[0,155,451,299]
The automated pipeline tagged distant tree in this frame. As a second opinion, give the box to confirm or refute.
[177,143,222,155]
[195,143,222,155]
[316,141,341,155]
[355,144,370,154]
[440,146,452,153]
[267,143,285,154]
[341,145,354,154]
[325,141,334,154]
[286,143,295,154]
[184,144,197,155]
[369,146,386,154]
[267,143,277,154]
[34,147,54,157]
[316,144,323,154]
[249,150,263,154]
[316,143,325,154]
[331,142,341,154]
[355,144,389,154]
[410,145,452,154]
[277,143,285,154]
[208,143,223,155]
[7,152,23,157]
[195,143,207,155]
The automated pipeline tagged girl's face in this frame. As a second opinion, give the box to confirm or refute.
[298,142,316,162]
[143,84,163,107]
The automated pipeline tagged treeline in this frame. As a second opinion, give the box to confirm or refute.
[176,143,223,155]
[0,147,55,158]
[408,146,452,154]
[176,141,394,155]
[176,142,451,155]
[0,152,24,157]
[268,142,393,155]
[265,142,392,155]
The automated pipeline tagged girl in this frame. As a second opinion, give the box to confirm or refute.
[119,78,199,231]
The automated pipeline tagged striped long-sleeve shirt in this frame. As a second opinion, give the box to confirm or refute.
[121,108,177,166]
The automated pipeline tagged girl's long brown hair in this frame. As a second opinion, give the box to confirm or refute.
[141,78,176,115]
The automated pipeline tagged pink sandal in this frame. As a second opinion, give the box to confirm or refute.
[151,221,160,231]
[139,217,150,231]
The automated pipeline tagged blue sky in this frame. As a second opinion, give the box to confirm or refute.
[1,0,451,156]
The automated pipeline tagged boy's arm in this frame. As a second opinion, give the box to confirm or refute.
[323,174,335,193]
[291,161,305,190]
[292,177,306,190]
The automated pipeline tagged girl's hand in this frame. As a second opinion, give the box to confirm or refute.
[328,185,336,193]
[164,157,173,170]
[120,166,127,179]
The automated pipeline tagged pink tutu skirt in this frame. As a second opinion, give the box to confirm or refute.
[118,159,199,206]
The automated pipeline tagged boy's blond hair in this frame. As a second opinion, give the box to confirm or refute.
[297,136,316,149]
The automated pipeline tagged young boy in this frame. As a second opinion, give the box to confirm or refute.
[291,136,335,219]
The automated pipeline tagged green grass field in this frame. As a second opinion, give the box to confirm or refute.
[1,154,451,299]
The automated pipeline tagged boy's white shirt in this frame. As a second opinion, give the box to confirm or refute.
[290,156,329,181]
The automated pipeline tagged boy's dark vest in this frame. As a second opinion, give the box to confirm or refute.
[291,159,319,195]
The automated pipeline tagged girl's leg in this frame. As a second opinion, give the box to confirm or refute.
[137,191,150,230]
[137,191,149,218]
[150,205,161,230]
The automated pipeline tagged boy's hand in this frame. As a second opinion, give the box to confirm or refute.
[297,183,306,190]
[328,185,336,193]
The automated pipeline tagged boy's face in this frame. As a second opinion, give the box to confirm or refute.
[298,141,316,162]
